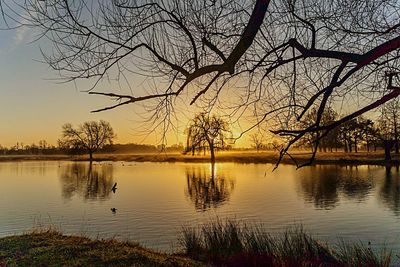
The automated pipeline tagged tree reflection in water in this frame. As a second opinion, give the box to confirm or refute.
[185,163,235,211]
[299,165,373,210]
[59,162,114,201]
[380,166,400,215]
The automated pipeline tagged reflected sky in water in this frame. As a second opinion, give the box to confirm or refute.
[1,161,400,253]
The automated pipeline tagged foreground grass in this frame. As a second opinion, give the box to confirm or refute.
[0,230,204,267]
[0,222,394,267]
[181,220,392,267]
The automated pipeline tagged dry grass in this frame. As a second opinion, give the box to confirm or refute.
[180,219,392,267]
[0,229,204,267]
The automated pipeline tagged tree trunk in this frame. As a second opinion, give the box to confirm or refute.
[384,140,393,161]
[354,138,358,153]
[209,141,215,163]
[394,113,399,154]
[89,152,93,161]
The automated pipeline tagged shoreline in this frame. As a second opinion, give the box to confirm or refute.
[0,228,393,266]
[0,151,399,166]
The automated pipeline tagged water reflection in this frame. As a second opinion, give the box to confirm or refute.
[380,166,400,215]
[59,162,114,201]
[299,166,373,209]
[185,163,235,211]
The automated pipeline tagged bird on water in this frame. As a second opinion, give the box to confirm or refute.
[111,182,117,193]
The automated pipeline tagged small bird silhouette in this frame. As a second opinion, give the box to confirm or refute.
[111,208,117,213]
[111,182,117,193]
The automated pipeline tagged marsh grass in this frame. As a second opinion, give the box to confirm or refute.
[180,219,392,267]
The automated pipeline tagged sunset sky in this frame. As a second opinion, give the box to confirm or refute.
[0,26,176,147]
[0,26,251,148]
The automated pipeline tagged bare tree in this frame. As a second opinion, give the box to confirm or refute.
[380,99,400,154]
[59,120,115,160]
[250,133,264,152]
[186,112,230,163]
[3,0,400,166]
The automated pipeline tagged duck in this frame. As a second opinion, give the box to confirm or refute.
[111,182,117,193]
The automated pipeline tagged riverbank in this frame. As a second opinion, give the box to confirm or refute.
[0,230,204,267]
[0,225,393,267]
[0,151,399,166]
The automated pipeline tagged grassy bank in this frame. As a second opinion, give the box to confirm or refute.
[0,230,203,267]
[0,151,400,166]
[0,222,394,267]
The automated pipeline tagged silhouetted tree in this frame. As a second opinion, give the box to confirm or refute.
[338,117,371,153]
[59,120,115,161]
[301,107,339,152]
[362,119,375,152]
[186,113,230,163]
[379,99,400,154]
[4,0,400,166]
[250,133,265,152]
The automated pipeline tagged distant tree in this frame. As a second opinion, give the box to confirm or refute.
[301,107,339,152]
[351,117,369,153]
[337,117,371,153]
[380,99,400,154]
[361,119,375,152]
[250,133,264,152]
[376,107,399,161]
[186,113,230,163]
[38,140,48,150]
[59,120,115,161]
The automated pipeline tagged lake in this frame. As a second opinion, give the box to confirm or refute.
[1,161,400,253]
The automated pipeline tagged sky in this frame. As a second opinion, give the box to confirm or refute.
[0,25,252,148]
[0,26,182,147]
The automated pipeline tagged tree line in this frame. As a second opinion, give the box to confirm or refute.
[0,121,183,159]
[294,102,400,160]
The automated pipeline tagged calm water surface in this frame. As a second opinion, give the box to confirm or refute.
[1,161,400,253]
